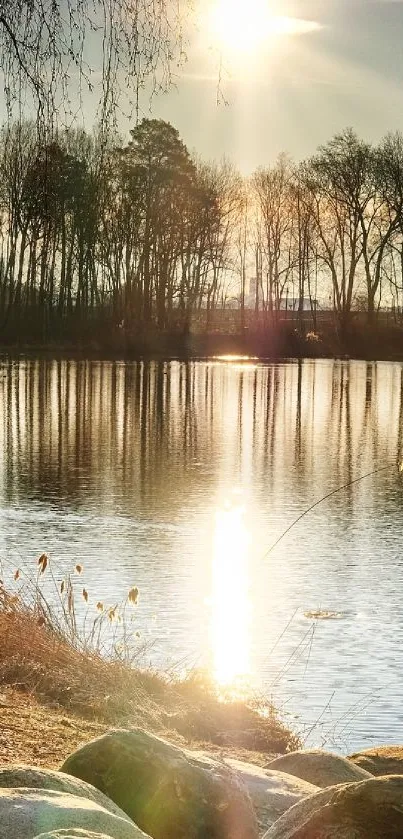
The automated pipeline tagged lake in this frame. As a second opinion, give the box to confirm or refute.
[1,356,403,753]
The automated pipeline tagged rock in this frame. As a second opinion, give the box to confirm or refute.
[0,788,149,839]
[265,749,371,787]
[263,775,403,838]
[349,745,403,776]
[224,758,319,832]
[0,766,129,820]
[61,729,259,839]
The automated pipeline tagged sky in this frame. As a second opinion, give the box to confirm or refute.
[131,0,403,172]
[4,0,403,172]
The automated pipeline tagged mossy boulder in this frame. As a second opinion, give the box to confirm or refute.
[0,788,149,839]
[263,775,403,838]
[61,729,259,839]
[265,749,371,788]
[349,745,403,776]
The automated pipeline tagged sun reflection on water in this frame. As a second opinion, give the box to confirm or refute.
[213,355,258,362]
[211,501,251,698]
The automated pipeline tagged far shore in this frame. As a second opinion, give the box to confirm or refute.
[1,326,403,364]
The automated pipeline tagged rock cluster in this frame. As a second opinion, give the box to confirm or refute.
[2,731,403,838]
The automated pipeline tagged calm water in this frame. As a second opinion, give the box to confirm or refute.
[1,357,403,753]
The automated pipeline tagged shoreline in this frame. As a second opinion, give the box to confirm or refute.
[1,312,403,363]
[0,574,298,769]
[0,344,403,364]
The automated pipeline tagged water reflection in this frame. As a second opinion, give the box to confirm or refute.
[212,502,250,690]
[1,358,403,749]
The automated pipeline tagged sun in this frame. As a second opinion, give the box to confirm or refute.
[208,0,321,56]
[210,0,272,54]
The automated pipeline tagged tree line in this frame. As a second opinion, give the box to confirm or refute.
[1,119,403,344]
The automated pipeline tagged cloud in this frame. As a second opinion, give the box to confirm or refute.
[271,17,324,35]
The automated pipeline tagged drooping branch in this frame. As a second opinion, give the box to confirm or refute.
[0,0,190,131]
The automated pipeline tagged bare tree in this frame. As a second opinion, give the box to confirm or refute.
[252,155,297,317]
[303,132,365,332]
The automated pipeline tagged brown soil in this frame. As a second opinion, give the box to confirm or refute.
[0,687,107,768]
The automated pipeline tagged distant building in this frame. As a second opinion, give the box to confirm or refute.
[245,277,258,309]
[279,297,318,312]
[244,280,320,312]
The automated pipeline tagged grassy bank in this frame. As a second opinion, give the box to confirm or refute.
[0,557,298,768]
[1,316,403,362]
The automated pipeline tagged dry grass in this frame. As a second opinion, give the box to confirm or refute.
[0,556,299,763]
